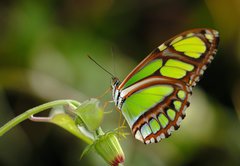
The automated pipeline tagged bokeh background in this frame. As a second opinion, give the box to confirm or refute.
[0,0,240,166]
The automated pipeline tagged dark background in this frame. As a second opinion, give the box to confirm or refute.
[0,0,240,166]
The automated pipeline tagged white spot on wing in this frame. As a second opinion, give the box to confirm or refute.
[182,106,187,115]
[205,29,211,34]
[150,137,155,143]
[202,65,207,70]
[167,126,175,135]
[177,116,182,126]
[186,33,194,37]
[158,44,167,51]
[170,36,183,45]
[213,30,219,37]
[156,133,166,142]
[205,33,214,43]
[195,76,200,82]
[145,140,150,144]
[160,133,165,139]
[135,130,144,142]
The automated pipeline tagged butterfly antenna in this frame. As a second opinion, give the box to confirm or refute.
[88,55,115,78]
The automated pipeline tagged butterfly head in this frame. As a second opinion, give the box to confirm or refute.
[111,77,120,89]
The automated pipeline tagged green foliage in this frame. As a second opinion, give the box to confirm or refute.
[74,98,103,131]
[0,99,124,166]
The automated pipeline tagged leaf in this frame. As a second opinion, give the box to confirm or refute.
[50,113,93,144]
[81,143,94,159]
[74,98,103,131]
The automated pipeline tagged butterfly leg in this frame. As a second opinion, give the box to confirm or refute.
[102,100,114,114]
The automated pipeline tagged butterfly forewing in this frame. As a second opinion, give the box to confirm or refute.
[119,29,219,89]
[113,28,219,144]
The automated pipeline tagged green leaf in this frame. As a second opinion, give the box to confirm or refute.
[74,98,103,131]
[50,113,93,144]
[81,143,94,159]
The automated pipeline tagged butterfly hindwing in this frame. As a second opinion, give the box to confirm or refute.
[121,83,190,144]
[113,28,219,144]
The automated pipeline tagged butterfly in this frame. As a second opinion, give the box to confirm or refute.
[111,28,219,144]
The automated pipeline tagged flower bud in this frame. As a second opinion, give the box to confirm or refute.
[95,132,125,166]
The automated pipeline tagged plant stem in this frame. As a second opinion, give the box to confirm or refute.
[0,99,81,137]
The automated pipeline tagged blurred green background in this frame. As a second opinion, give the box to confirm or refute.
[0,0,240,166]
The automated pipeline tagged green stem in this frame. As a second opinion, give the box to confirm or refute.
[0,99,81,137]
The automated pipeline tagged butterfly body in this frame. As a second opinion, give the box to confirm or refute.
[112,29,219,144]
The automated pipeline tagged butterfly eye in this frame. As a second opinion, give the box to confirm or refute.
[111,77,120,89]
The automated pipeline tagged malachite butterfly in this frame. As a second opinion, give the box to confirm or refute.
[111,28,219,144]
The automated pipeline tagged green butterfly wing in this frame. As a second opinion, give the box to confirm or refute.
[121,85,174,127]
[116,28,219,144]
